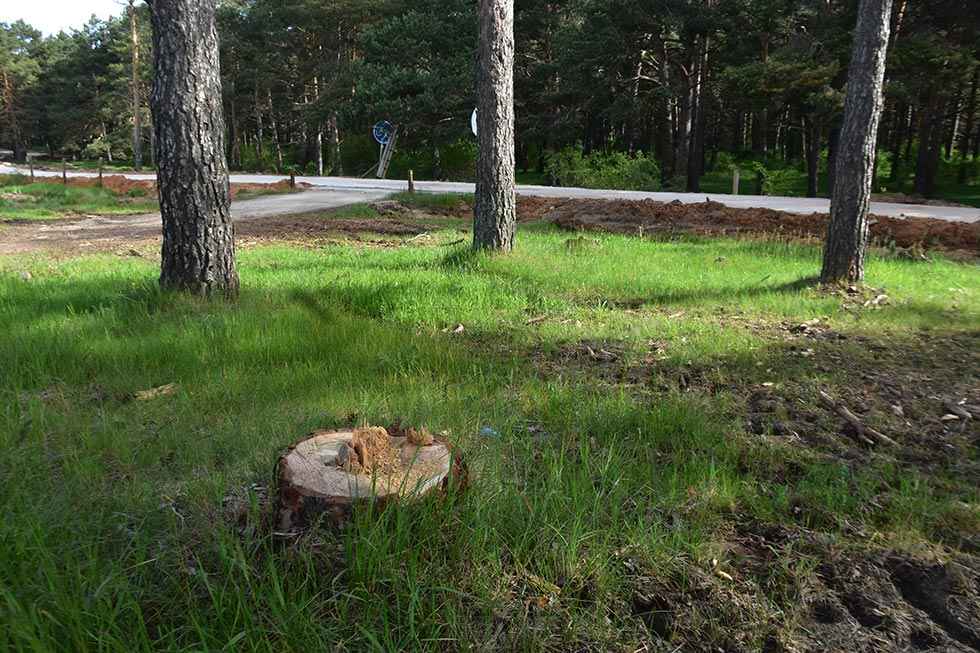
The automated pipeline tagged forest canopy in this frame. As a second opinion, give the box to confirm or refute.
[0,0,977,198]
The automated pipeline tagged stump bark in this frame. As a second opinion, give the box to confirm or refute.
[276,428,465,532]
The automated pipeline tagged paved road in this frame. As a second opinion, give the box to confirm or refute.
[2,163,979,223]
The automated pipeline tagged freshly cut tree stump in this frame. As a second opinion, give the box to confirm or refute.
[276,427,463,532]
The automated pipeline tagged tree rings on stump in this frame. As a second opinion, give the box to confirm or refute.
[276,426,464,532]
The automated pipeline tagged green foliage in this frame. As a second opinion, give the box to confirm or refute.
[0,175,156,220]
[547,148,660,191]
[749,162,805,196]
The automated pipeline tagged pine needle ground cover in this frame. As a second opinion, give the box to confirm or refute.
[1,200,978,651]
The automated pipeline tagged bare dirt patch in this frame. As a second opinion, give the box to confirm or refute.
[549,198,980,255]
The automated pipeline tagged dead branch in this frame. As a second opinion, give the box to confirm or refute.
[819,391,898,448]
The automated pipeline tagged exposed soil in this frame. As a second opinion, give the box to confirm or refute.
[10,174,305,200]
[237,214,428,247]
[0,206,428,256]
[528,322,979,486]
[525,324,980,651]
[548,198,980,255]
[872,191,971,208]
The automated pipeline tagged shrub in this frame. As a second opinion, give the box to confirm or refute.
[547,148,660,191]
[749,162,803,196]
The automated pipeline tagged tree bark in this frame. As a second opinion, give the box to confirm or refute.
[148,0,238,296]
[129,1,143,171]
[267,89,283,173]
[327,111,342,176]
[821,0,893,284]
[473,0,516,252]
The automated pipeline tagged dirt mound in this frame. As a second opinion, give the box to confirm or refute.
[230,179,304,199]
[237,215,428,244]
[872,192,970,208]
[550,198,980,254]
[39,175,299,200]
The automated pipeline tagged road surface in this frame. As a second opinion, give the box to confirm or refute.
[2,164,978,224]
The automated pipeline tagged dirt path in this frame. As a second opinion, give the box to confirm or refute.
[0,188,390,254]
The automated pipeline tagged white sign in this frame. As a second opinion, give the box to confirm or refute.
[470,108,478,137]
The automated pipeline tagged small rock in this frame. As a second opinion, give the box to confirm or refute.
[19,271,32,281]
[479,426,500,438]
[890,404,904,417]
[940,414,960,423]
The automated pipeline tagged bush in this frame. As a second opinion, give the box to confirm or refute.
[547,148,659,191]
[749,162,803,196]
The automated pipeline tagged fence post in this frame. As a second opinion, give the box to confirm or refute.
[28,156,34,182]
[732,167,740,195]
[62,159,68,185]
[408,169,415,194]
[98,158,104,187]
[289,173,296,189]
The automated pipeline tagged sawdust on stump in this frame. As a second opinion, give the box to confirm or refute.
[276,425,464,532]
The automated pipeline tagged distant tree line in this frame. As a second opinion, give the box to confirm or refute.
[1,0,977,197]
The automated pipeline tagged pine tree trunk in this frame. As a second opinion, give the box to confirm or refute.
[267,89,283,173]
[148,0,239,296]
[820,0,893,284]
[130,1,143,171]
[327,112,342,176]
[473,0,516,252]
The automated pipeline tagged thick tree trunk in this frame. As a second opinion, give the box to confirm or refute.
[149,0,238,296]
[129,1,143,171]
[826,125,840,196]
[473,0,516,252]
[821,0,893,284]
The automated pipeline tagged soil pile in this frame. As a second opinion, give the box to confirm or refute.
[549,198,980,254]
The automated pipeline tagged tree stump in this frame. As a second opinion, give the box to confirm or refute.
[275,426,464,532]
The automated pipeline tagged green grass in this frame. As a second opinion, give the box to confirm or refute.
[1,223,977,650]
[0,175,156,221]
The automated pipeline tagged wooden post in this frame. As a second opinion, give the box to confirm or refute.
[62,159,68,185]
[408,169,415,193]
[732,167,740,195]
[98,158,104,187]
[28,156,34,182]
[289,173,296,189]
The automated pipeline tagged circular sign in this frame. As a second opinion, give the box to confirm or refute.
[470,108,478,137]
[372,120,394,145]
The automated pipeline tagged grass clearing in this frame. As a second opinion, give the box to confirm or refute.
[0,175,156,221]
[1,214,978,650]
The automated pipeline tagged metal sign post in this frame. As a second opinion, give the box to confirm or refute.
[372,120,397,179]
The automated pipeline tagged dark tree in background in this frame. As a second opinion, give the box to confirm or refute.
[148,0,238,296]
[820,0,893,284]
[473,0,516,252]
